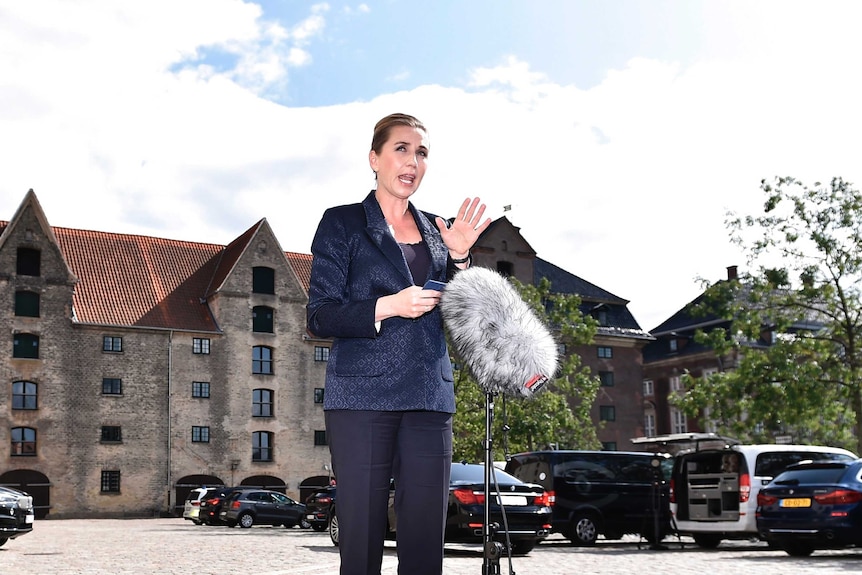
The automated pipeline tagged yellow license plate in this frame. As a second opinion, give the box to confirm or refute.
[780,498,811,508]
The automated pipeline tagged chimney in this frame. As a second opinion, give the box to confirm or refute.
[727,265,738,280]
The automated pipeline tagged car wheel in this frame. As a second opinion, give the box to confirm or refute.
[238,512,255,528]
[311,523,327,532]
[508,540,536,555]
[692,534,722,549]
[329,510,340,546]
[784,544,815,557]
[300,517,312,529]
[568,512,599,546]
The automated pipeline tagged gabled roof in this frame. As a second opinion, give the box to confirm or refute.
[1,218,314,333]
[534,257,652,339]
[54,227,224,331]
[0,189,76,282]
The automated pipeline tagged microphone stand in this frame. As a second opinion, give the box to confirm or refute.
[482,391,504,575]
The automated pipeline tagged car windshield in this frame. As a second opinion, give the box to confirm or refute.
[773,465,849,485]
[450,464,521,485]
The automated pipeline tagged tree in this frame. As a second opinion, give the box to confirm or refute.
[674,176,862,453]
[451,276,601,462]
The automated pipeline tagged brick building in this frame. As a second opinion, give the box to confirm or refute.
[471,217,654,450]
[2,192,653,518]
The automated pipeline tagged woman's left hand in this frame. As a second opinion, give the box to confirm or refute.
[435,197,492,257]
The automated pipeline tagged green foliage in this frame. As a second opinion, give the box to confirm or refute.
[451,276,601,462]
[674,177,862,453]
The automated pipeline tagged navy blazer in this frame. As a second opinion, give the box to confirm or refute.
[307,191,458,413]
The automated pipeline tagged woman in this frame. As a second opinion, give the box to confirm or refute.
[306,112,490,575]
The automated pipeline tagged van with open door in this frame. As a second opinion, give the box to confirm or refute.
[632,433,857,549]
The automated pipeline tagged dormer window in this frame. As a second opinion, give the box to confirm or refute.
[669,339,678,352]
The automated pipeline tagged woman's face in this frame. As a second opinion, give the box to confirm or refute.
[369,125,429,201]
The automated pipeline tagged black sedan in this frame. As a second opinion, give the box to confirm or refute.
[305,486,336,531]
[330,462,551,555]
[199,486,244,525]
[0,486,35,547]
[220,489,307,529]
[756,458,862,556]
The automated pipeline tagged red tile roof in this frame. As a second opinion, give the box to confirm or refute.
[2,220,314,332]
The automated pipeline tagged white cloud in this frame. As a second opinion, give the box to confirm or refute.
[2,1,861,332]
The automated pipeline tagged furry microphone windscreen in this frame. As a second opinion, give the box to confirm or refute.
[440,267,559,398]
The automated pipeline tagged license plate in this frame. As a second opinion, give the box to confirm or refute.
[496,495,527,506]
[780,498,811,508]
[25,514,34,523]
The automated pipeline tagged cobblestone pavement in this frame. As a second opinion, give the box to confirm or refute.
[3,518,862,575]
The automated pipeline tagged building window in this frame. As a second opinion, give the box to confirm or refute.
[14,291,40,317]
[593,308,608,326]
[252,431,273,462]
[101,426,122,443]
[253,389,274,417]
[101,470,121,493]
[496,261,514,277]
[669,339,678,352]
[599,405,616,422]
[314,430,328,446]
[253,346,273,374]
[192,381,210,398]
[671,408,687,434]
[644,412,656,437]
[16,247,41,276]
[252,266,275,294]
[252,306,274,333]
[103,336,123,353]
[599,371,614,387]
[192,426,210,443]
[643,379,654,396]
[670,375,683,392]
[102,378,123,395]
[193,338,211,354]
[601,442,618,451]
[13,333,39,359]
[597,346,613,359]
[314,346,330,362]
[11,427,36,456]
[12,381,38,410]
[314,388,325,404]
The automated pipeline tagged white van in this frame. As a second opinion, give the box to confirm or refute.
[633,433,857,548]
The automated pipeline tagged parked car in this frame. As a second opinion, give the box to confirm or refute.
[666,435,856,548]
[220,489,307,528]
[305,486,336,532]
[0,485,35,547]
[505,450,673,546]
[183,487,222,525]
[329,462,551,555]
[198,486,244,525]
[757,458,862,556]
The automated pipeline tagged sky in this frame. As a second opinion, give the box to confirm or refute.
[2,0,861,331]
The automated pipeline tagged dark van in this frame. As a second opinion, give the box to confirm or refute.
[505,450,672,546]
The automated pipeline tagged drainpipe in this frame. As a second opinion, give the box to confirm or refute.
[167,330,173,515]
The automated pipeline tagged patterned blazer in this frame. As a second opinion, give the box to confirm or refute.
[306,191,458,413]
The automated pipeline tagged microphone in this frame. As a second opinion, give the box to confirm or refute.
[440,267,558,398]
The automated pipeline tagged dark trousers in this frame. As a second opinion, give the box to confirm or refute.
[325,410,453,575]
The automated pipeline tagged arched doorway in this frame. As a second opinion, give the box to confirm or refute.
[240,474,286,493]
[174,474,224,516]
[299,475,331,504]
[0,469,50,519]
